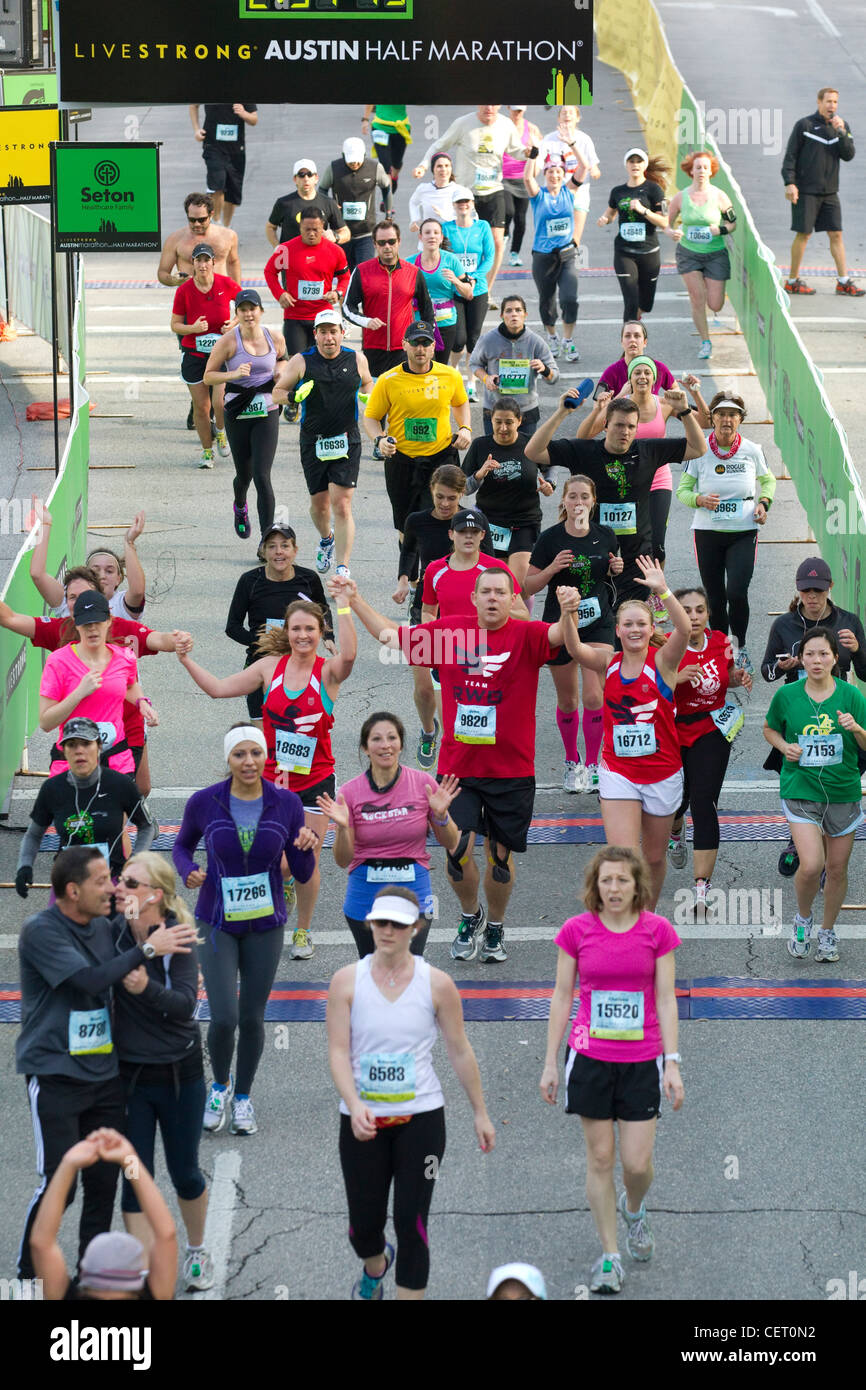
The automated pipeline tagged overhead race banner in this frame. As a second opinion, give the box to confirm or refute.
[0,105,61,206]
[52,142,161,252]
[56,0,593,106]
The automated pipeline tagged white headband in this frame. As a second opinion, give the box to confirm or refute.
[224,727,267,760]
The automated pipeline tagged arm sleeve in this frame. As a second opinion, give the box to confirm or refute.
[333,251,351,298]
[225,572,253,647]
[676,469,700,508]
[756,466,777,503]
[342,268,373,329]
[67,945,147,995]
[139,951,198,1021]
[17,821,46,871]
[781,121,803,184]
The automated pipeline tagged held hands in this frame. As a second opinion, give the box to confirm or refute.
[326,574,358,602]
[125,511,146,546]
[316,791,350,828]
[122,966,149,995]
[555,585,582,614]
[171,630,194,656]
[608,551,624,576]
[294,826,319,852]
[838,628,860,653]
[185,867,207,889]
[426,774,460,820]
[633,555,667,594]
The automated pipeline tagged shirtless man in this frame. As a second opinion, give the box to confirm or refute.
[157,192,241,289]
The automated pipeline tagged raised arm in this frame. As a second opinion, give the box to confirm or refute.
[123,513,146,609]
[29,506,64,608]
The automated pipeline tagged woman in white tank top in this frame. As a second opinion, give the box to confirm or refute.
[328,887,495,1300]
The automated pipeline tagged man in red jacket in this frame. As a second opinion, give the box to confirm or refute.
[263,206,350,357]
[342,219,433,378]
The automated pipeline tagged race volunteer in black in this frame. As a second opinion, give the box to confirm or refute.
[226,522,335,722]
[782,86,863,297]
[273,308,374,576]
[189,102,258,228]
[16,846,197,1279]
[321,138,394,271]
[526,389,706,602]
[15,718,157,897]
[265,159,349,249]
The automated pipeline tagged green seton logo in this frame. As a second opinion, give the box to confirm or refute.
[94,159,120,186]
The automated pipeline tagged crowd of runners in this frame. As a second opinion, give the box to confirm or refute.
[8,89,864,1301]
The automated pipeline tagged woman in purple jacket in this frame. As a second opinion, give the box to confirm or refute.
[173,723,318,1137]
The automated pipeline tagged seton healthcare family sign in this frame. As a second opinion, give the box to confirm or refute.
[51,143,161,253]
[56,0,593,107]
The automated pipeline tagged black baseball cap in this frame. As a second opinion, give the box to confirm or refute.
[404,321,436,344]
[258,522,297,559]
[450,507,489,534]
[236,288,263,308]
[59,717,101,745]
[73,591,111,625]
[796,557,832,591]
[191,242,215,260]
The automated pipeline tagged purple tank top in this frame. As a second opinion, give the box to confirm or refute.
[226,326,277,412]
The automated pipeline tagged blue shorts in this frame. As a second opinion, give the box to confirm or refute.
[343,861,433,920]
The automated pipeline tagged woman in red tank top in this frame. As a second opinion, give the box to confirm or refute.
[176,600,356,958]
[568,557,691,907]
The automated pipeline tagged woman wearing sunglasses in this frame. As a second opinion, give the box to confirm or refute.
[111,852,211,1293]
[327,886,496,1301]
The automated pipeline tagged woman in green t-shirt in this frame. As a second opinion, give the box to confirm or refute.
[764,627,866,963]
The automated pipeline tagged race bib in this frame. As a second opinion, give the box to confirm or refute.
[686,225,713,245]
[366,863,416,884]
[488,523,512,552]
[195,333,219,353]
[404,417,436,444]
[546,216,572,238]
[433,299,456,325]
[238,392,268,419]
[93,720,118,751]
[342,200,366,221]
[798,733,843,767]
[360,1052,416,1103]
[297,280,325,301]
[589,989,645,1041]
[612,723,657,757]
[455,703,497,745]
[372,129,388,146]
[577,596,602,628]
[69,1007,113,1056]
[620,222,646,243]
[710,498,751,525]
[316,432,349,460]
[598,501,637,535]
[221,872,274,923]
[498,359,531,394]
[457,252,478,274]
[264,618,284,633]
[709,701,744,742]
[474,167,496,192]
[274,727,317,775]
[215,123,238,142]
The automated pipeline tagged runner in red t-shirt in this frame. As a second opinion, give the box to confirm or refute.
[666,585,751,916]
[171,244,240,468]
[333,568,582,965]
[263,206,350,358]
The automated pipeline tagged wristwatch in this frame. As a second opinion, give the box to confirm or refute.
[141,941,156,960]
[676,407,693,419]
[663,1052,682,1065]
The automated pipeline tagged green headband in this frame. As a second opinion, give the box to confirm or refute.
[627,354,657,381]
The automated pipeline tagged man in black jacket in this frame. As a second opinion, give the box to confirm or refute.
[782,87,863,296]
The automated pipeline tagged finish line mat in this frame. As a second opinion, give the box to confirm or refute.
[3,978,866,1024]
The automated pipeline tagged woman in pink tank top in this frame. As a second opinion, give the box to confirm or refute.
[502,106,542,266]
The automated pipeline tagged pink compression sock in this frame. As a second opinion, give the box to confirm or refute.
[583,707,604,765]
[556,707,580,762]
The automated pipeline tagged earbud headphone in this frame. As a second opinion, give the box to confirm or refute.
[143,895,157,905]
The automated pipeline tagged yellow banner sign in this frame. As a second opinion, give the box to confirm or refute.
[0,105,61,206]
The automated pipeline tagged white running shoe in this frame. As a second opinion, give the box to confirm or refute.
[198,448,214,470]
[214,428,230,458]
[563,760,586,793]
[230,1096,258,1135]
[546,334,561,359]
[203,1075,234,1133]
[563,340,581,363]
[509,251,523,266]
[787,913,813,959]
[183,1249,215,1291]
[667,832,687,870]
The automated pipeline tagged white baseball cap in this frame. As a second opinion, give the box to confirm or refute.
[342,137,366,163]
[451,184,474,203]
[293,158,318,176]
[314,309,344,328]
[624,147,649,163]
[486,1264,548,1299]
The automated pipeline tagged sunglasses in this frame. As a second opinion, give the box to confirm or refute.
[120,876,150,891]
[187,216,210,223]
[295,170,315,178]
[376,237,399,246]
[368,918,415,929]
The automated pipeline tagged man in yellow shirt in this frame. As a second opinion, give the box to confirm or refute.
[364,320,471,544]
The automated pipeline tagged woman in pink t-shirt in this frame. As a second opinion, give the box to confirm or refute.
[318,711,460,957]
[39,590,158,776]
[540,846,683,1296]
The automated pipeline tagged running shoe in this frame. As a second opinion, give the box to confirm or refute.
[836,280,865,297]
[291,928,314,959]
[351,1242,395,1301]
[416,718,440,770]
[230,1096,258,1135]
[563,760,586,794]
[186,402,195,430]
[667,830,687,870]
[214,428,230,458]
[546,333,561,358]
[203,1075,234,1134]
[585,764,600,794]
[589,1253,624,1295]
[335,564,351,579]
[283,402,299,423]
[563,340,580,363]
[778,837,799,877]
[479,923,507,962]
[233,503,251,539]
[509,251,523,267]
[697,339,712,359]
[814,927,840,962]
[784,278,815,295]
[198,448,214,469]
[451,906,486,961]
[183,1250,215,1292]
[316,532,335,574]
[694,877,710,919]
[618,1191,655,1261]
[283,877,296,912]
[734,646,754,675]
[787,913,813,960]
[466,378,477,402]
[488,299,499,312]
